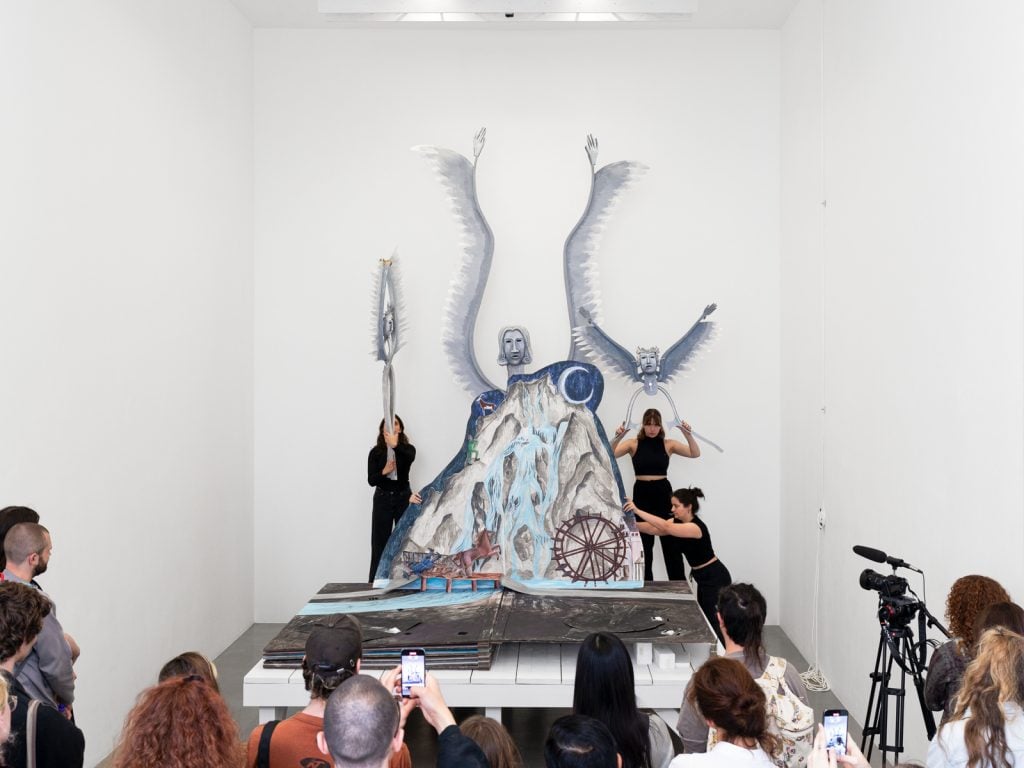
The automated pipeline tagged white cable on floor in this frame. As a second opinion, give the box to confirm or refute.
[800,515,831,692]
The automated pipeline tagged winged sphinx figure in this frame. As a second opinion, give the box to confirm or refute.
[573,303,723,452]
[415,129,645,394]
[371,252,406,471]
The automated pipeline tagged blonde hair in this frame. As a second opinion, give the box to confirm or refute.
[947,627,1024,768]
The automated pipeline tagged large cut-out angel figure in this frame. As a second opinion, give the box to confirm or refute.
[371,253,405,470]
[415,129,645,393]
[573,303,723,452]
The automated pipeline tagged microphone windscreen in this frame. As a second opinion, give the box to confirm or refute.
[853,545,887,563]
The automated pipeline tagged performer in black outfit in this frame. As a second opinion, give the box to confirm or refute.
[626,487,731,642]
[367,415,418,582]
[612,408,700,581]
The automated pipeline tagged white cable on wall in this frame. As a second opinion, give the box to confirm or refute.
[800,0,831,695]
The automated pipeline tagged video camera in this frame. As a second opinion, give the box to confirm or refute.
[859,568,922,629]
[853,544,948,759]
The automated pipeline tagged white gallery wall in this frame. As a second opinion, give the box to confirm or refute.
[0,1,254,763]
[781,0,1024,760]
[253,29,782,620]
[7,1,1022,763]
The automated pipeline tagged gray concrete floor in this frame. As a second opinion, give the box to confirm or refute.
[206,623,858,767]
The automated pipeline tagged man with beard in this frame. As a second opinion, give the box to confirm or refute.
[2,523,75,711]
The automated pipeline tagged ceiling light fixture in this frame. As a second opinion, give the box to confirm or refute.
[318,0,698,23]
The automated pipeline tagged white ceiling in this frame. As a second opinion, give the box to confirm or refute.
[229,0,800,29]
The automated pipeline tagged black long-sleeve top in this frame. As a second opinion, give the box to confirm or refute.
[3,671,85,768]
[367,442,416,491]
[437,725,489,768]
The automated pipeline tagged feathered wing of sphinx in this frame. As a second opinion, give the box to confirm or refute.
[564,134,649,361]
[574,295,724,452]
[371,252,407,471]
[413,128,499,395]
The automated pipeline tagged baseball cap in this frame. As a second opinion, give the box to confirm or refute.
[305,615,362,675]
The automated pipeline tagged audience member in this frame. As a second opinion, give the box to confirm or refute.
[317,675,403,768]
[113,675,243,768]
[159,650,220,691]
[807,725,869,768]
[928,627,1024,768]
[925,575,1010,723]
[678,583,810,753]
[0,582,84,768]
[2,524,75,712]
[319,673,485,768]
[0,509,38,573]
[574,632,674,768]
[670,657,779,768]
[545,714,621,768]
[0,674,11,764]
[246,617,411,768]
[460,715,524,768]
[404,674,489,767]
[974,602,1024,645]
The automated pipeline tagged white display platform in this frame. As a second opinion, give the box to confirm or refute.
[243,640,712,728]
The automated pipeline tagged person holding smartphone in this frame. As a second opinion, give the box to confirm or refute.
[246,617,411,768]
[400,672,490,768]
[808,724,870,768]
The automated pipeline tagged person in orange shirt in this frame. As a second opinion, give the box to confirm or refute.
[246,616,411,768]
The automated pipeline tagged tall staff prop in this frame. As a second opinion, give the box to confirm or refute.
[372,252,406,471]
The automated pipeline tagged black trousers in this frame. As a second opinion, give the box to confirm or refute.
[633,478,686,581]
[369,487,410,582]
[691,559,732,643]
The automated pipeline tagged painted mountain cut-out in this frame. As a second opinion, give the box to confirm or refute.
[375,362,643,589]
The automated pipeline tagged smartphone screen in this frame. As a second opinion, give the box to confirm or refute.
[823,709,849,756]
[400,648,426,698]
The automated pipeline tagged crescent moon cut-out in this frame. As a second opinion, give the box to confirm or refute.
[557,366,593,405]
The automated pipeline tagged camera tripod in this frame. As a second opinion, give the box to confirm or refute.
[861,606,941,764]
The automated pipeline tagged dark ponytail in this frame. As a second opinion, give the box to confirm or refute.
[717,583,767,667]
[672,487,704,515]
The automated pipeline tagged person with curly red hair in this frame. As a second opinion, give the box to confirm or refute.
[925,574,1011,723]
[113,675,243,768]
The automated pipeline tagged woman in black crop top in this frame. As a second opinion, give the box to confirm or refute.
[366,415,421,583]
[625,487,732,642]
[612,408,700,582]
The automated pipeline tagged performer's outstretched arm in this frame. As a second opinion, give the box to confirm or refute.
[624,500,701,539]
[612,422,636,458]
[667,420,700,459]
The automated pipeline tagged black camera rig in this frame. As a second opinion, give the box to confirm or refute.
[853,546,949,765]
